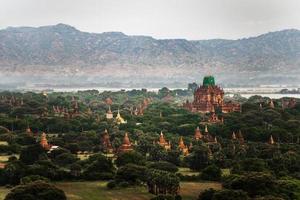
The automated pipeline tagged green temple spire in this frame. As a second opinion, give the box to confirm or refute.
[203,76,215,86]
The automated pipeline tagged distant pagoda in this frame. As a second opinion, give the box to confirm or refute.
[118,132,133,153]
[158,131,171,150]
[101,129,114,153]
[184,75,240,113]
[178,136,189,155]
[40,132,50,150]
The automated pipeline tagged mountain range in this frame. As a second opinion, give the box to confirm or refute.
[0,24,299,88]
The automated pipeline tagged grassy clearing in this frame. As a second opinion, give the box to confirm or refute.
[178,167,200,176]
[0,181,222,200]
[0,155,19,162]
[0,187,9,200]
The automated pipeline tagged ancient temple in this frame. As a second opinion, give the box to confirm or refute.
[178,136,189,155]
[118,132,133,153]
[158,131,171,150]
[40,132,50,150]
[194,127,203,140]
[183,76,240,113]
[282,98,297,109]
[115,109,127,124]
[101,129,114,153]
[232,131,245,144]
[202,125,215,143]
[106,106,113,119]
[207,107,223,124]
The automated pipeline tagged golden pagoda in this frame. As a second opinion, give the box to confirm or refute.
[115,109,127,124]
[158,131,171,150]
[118,132,133,153]
[106,106,113,119]
[40,132,50,150]
[268,135,275,145]
[194,127,203,140]
[178,136,189,155]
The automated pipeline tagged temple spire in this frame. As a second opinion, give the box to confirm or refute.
[205,125,208,133]
[268,135,275,145]
[232,131,237,140]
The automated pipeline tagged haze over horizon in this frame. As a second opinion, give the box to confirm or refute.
[1,0,300,40]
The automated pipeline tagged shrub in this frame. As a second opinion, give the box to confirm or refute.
[4,181,66,200]
[115,151,146,167]
[106,180,116,189]
[118,181,129,188]
[198,188,216,200]
[201,165,222,181]
[20,175,49,185]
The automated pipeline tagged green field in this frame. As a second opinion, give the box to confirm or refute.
[0,181,222,200]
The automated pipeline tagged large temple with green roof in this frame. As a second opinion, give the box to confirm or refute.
[184,76,240,113]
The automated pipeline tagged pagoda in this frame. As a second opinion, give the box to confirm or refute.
[194,127,203,140]
[101,129,114,153]
[118,132,133,153]
[178,136,189,155]
[40,132,50,150]
[106,106,113,119]
[268,135,275,145]
[202,125,214,143]
[232,132,237,140]
[115,109,127,124]
[183,76,240,113]
[158,131,171,150]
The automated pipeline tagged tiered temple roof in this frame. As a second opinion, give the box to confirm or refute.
[183,76,240,113]
[118,132,133,153]
[178,136,189,155]
[158,131,171,150]
[106,106,113,119]
[40,132,50,150]
[194,127,203,140]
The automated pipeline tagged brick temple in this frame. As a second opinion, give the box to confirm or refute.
[183,76,240,113]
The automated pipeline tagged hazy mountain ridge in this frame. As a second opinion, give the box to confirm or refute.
[0,24,299,87]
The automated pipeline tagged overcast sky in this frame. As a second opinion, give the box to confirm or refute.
[0,0,299,40]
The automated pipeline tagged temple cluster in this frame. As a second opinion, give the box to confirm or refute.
[183,76,240,114]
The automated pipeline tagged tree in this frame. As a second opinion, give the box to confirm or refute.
[201,164,222,181]
[212,189,249,200]
[82,154,115,180]
[185,145,209,171]
[54,153,79,167]
[20,175,49,185]
[148,161,178,173]
[5,181,66,200]
[146,169,180,196]
[19,144,46,165]
[115,151,146,167]
[115,164,147,185]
